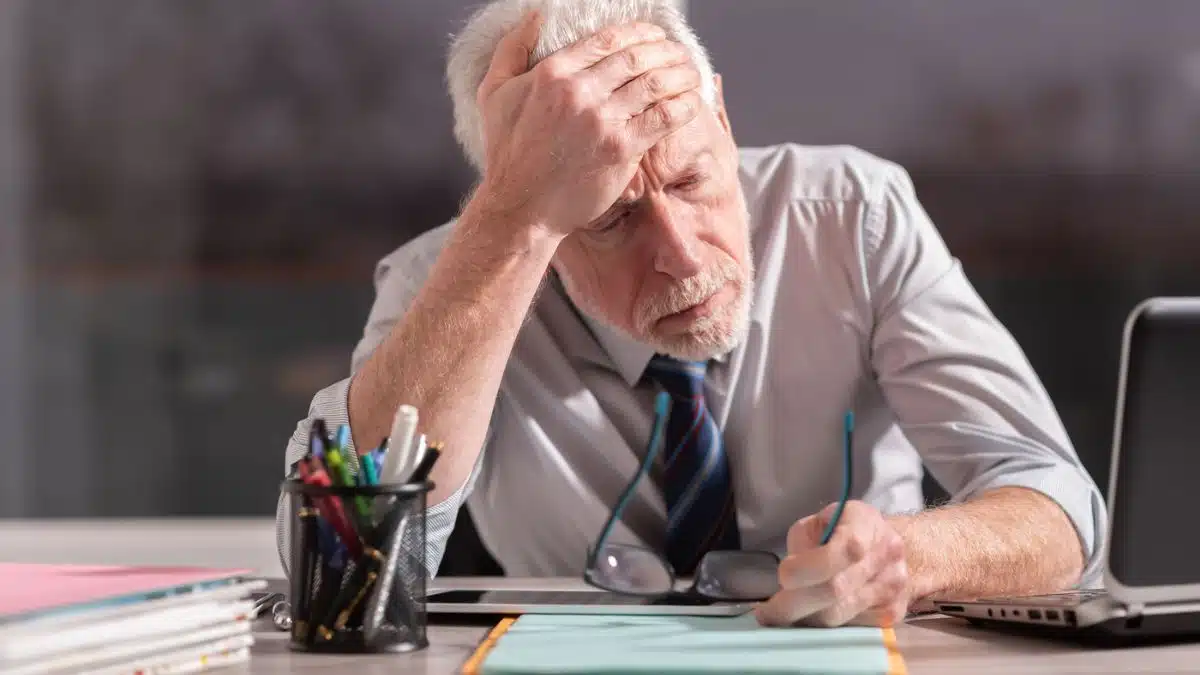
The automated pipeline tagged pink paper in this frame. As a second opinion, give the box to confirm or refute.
[0,563,250,618]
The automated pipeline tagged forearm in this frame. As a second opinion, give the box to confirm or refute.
[347,198,562,506]
[889,486,1085,604]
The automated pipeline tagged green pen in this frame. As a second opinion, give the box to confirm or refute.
[324,448,373,527]
[359,450,379,486]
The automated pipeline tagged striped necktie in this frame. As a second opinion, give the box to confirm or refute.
[644,355,741,576]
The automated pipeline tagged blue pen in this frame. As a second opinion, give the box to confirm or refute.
[335,424,351,452]
[309,420,328,461]
[370,438,388,480]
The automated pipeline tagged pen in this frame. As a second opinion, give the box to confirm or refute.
[362,444,438,640]
[323,446,373,527]
[315,547,385,640]
[297,459,364,559]
[408,442,442,484]
[310,419,330,461]
[359,449,379,486]
[362,507,417,641]
[383,405,420,484]
[335,424,351,452]
[290,497,319,642]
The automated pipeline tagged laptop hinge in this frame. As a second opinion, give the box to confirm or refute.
[1127,603,1145,619]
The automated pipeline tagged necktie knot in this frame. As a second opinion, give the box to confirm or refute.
[644,355,707,400]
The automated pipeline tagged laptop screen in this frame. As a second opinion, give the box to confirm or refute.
[1108,301,1200,588]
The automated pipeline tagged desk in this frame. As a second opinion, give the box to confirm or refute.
[5,519,1200,673]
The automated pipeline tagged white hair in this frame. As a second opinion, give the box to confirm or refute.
[446,0,717,173]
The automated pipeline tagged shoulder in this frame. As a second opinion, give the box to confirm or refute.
[737,143,911,207]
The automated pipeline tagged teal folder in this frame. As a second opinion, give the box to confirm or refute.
[464,613,907,674]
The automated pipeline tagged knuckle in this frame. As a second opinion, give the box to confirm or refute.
[642,70,664,95]
[594,27,622,52]
[828,571,855,605]
[844,531,869,562]
[560,82,590,113]
[622,46,646,73]
[654,101,678,128]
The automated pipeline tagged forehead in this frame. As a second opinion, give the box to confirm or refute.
[641,111,723,175]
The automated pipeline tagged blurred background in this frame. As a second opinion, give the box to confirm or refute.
[1,0,1198,532]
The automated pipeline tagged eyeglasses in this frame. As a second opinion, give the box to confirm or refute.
[584,391,855,603]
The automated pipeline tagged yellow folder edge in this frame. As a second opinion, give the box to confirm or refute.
[462,619,908,675]
[882,627,908,675]
[461,617,517,675]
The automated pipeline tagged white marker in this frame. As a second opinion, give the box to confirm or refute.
[383,404,420,485]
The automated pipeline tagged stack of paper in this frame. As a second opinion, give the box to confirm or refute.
[0,564,265,675]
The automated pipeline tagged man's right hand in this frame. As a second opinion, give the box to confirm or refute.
[471,12,704,235]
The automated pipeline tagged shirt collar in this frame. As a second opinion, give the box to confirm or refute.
[577,302,730,388]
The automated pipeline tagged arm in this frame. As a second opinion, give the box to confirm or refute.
[889,486,1084,603]
[274,204,556,580]
[276,14,707,577]
[865,162,1108,601]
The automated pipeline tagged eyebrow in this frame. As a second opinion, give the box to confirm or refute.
[587,148,717,227]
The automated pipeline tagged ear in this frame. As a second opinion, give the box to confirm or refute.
[713,73,733,136]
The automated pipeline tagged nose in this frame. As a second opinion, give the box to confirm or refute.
[647,203,704,280]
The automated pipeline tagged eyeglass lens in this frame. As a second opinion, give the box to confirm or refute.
[586,542,674,596]
[588,543,781,601]
[692,550,781,600]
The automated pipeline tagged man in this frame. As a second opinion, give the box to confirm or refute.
[277,0,1107,628]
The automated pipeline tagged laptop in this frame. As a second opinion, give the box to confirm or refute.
[933,297,1200,641]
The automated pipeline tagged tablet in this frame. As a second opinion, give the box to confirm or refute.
[425,589,755,616]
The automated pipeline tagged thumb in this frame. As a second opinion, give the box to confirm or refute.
[479,10,543,99]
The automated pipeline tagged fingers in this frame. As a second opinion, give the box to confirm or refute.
[779,507,874,589]
[587,39,690,95]
[609,62,702,118]
[626,91,702,151]
[756,553,875,627]
[479,11,543,100]
[756,557,908,628]
[545,22,667,73]
[786,501,841,552]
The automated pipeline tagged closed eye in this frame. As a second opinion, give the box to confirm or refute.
[673,173,707,192]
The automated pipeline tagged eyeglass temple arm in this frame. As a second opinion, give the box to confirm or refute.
[585,391,672,568]
[820,411,854,545]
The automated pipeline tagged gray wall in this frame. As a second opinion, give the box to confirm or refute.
[0,0,29,517]
[2,0,1199,517]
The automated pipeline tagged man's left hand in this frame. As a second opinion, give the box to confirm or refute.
[755,500,910,628]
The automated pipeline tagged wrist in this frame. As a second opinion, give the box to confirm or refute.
[459,188,565,258]
[886,512,945,602]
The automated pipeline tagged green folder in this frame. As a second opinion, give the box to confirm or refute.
[464,613,907,675]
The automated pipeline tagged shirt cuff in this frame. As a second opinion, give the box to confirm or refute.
[954,462,1108,589]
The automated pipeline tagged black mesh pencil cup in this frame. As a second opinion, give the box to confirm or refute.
[281,479,431,653]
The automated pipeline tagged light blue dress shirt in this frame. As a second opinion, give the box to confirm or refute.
[277,144,1107,587]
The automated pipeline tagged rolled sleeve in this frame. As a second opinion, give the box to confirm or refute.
[862,161,1108,587]
[274,376,481,581]
[275,225,479,582]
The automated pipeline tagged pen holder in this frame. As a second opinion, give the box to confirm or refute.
[281,479,432,654]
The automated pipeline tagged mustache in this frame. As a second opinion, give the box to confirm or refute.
[636,260,739,330]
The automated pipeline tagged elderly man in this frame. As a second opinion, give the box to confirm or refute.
[278,0,1106,628]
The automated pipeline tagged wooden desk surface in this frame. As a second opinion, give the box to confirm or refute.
[5,519,1200,673]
